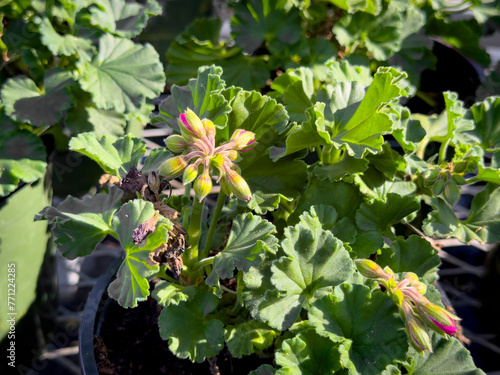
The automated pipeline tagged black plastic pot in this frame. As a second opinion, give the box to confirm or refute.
[79,257,122,375]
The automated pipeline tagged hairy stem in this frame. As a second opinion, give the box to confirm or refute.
[200,192,227,260]
[185,197,204,269]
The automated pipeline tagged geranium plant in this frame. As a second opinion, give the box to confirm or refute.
[36,60,500,373]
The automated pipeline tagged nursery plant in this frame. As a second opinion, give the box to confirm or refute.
[37,59,500,373]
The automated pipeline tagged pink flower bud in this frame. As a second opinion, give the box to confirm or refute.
[229,129,256,150]
[178,109,206,139]
[159,155,188,179]
[406,316,433,353]
[182,164,198,185]
[417,301,459,336]
[165,134,189,153]
[355,259,389,280]
[221,168,252,201]
[194,171,212,202]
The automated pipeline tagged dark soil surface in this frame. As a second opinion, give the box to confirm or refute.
[94,292,273,375]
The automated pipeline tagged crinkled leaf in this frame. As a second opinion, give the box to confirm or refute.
[324,0,381,15]
[315,154,369,182]
[333,5,425,61]
[207,213,278,285]
[270,103,331,161]
[39,17,93,60]
[289,178,363,225]
[69,132,147,177]
[244,153,308,214]
[330,67,407,158]
[35,186,123,259]
[165,19,269,91]
[377,236,440,283]
[320,81,367,125]
[298,205,357,244]
[390,104,426,153]
[270,71,313,123]
[158,288,224,363]
[309,283,408,375]
[78,34,165,113]
[83,0,162,38]
[152,280,196,307]
[275,328,344,375]
[225,320,278,358]
[1,69,73,126]
[468,96,500,149]
[231,0,302,53]
[258,225,353,330]
[108,199,172,307]
[154,65,230,129]
[406,332,484,375]
[223,89,290,169]
[356,193,419,233]
[423,185,500,244]
[0,129,47,197]
[326,60,373,87]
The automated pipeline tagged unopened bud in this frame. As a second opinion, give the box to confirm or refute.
[165,134,189,153]
[229,129,256,150]
[417,301,459,336]
[183,164,198,185]
[194,171,212,202]
[202,119,216,138]
[179,109,206,139]
[406,316,433,354]
[159,155,188,179]
[221,168,252,201]
[355,259,388,280]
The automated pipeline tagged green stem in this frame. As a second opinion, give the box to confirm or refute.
[185,197,204,269]
[416,90,438,109]
[156,266,179,283]
[416,138,429,160]
[194,256,215,270]
[438,139,450,164]
[182,184,190,230]
[201,192,227,260]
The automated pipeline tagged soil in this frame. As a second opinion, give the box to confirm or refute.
[94,292,273,375]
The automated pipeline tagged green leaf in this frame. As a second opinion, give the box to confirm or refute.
[270,70,313,123]
[390,104,426,153]
[158,287,224,363]
[377,236,440,283]
[223,89,290,170]
[298,205,357,244]
[78,34,165,113]
[69,132,147,177]
[324,0,381,15]
[468,96,500,149]
[165,19,269,91]
[244,154,308,214]
[356,193,420,233]
[154,65,230,129]
[1,69,73,126]
[35,186,123,259]
[231,0,302,53]
[330,67,407,158]
[326,60,373,87]
[257,225,353,330]
[207,213,278,285]
[423,185,500,244]
[406,332,485,375]
[249,364,276,375]
[108,199,173,307]
[152,280,195,307]
[225,320,278,358]
[333,4,425,61]
[39,17,93,60]
[315,154,369,182]
[83,0,162,38]
[309,283,408,375]
[275,328,344,374]
[289,178,363,225]
[0,128,47,197]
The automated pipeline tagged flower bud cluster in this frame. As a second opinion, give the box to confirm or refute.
[160,109,255,202]
[355,259,460,354]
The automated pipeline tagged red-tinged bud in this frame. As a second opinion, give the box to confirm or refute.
[165,134,189,153]
[202,119,216,138]
[221,168,252,201]
[406,316,433,354]
[178,109,206,139]
[417,301,459,336]
[159,155,188,179]
[354,259,389,280]
[182,164,198,185]
[229,129,256,150]
[194,171,212,202]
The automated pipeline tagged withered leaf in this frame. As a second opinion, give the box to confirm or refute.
[132,210,160,244]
